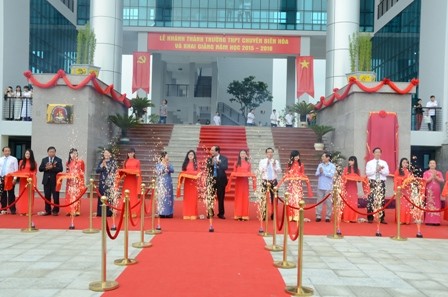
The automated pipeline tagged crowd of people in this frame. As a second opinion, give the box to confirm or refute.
[1,144,447,236]
[3,85,33,121]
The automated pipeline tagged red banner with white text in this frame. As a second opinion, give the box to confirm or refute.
[132,52,150,93]
[148,32,300,55]
[296,56,314,98]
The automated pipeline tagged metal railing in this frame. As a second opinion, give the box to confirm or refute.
[2,96,32,121]
[411,107,442,131]
[166,84,188,97]
[217,102,245,126]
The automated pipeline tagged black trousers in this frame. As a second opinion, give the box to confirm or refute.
[367,180,385,222]
[43,181,60,214]
[213,177,227,216]
[0,176,16,213]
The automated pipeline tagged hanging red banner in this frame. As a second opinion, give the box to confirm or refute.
[132,52,150,93]
[296,56,314,98]
[148,32,300,55]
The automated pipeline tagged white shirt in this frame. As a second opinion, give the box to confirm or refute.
[0,155,19,177]
[426,100,438,116]
[247,112,255,124]
[285,113,294,125]
[213,115,221,125]
[258,158,282,180]
[365,158,389,181]
[270,112,278,124]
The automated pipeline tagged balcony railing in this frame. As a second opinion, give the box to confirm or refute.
[411,107,442,131]
[166,84,188,97]
[2,96,33,121]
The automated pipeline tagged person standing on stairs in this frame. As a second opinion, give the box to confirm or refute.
[258,147,281,220]
[159,99,168,124]
[207,146,228,219]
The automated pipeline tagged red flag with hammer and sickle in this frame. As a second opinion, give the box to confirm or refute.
[132,52,150,93]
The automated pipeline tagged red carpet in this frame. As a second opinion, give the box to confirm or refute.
[1,198,448,239]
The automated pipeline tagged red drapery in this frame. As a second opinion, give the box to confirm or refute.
[365,111,398,173]
[296,56,314,98]
[23,70,131,108]
[313,78,419,110]
[132,52,151,93]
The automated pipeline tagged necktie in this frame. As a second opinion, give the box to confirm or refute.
[1,157,8,176]
[50,157,53,163]
[213,162,217,177]
[375,160,380,180]
[267,161,274,180]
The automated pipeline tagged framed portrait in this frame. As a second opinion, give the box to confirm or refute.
[46,104,74,124]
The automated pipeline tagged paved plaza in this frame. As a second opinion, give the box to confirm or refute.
[0,229,447,297]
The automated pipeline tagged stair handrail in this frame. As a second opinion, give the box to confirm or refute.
[217,102,245,126]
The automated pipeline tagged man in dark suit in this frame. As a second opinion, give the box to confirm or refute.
[207,145,228,219]
[38,146,63,216]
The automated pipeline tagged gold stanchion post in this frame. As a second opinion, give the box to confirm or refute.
[274,192,296,269]
[391,186,407,241]
[133,183,152,248]
[114,190,138,266]
[265,187,283,251]
[285,200,313,296]
[21,178,38,232]
[145,179,161,235]
[83,178,100,234]
[259,182,272,237]
[89,196,119,291]
[327,186,343,239]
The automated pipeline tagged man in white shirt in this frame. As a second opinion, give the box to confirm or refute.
[426,95,438,131]
[365,147,389,225]
[246,109,255,126]
[213,112,221,125]
[258,147,281,220]
[285,111,294,127]
[0,146,19,214]
[270,109,279,127]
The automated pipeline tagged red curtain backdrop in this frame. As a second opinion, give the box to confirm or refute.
[296,56,314,98]
[132,52,151,93]
[365,111,398,173]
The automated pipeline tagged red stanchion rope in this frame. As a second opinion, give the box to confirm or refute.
[286,192,332,211]
[33,185,87,207]
[105,208,125,240]
[286,205,300,241]
[402,194,448,213]
[338,192,396,216]
[128,200,142,227]
[0,186,27,210]
[275,197,286,231]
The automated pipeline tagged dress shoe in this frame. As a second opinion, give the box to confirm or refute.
[315,218,321,222]
[416,233,423,238]
[52,212,59,216]
[111,226,117,231]
[38,211,51,216]
[217,215,226,219]
[325,219,330,222]
[375,232,382,237]
[380,220,387,224]
[69,225,75,230]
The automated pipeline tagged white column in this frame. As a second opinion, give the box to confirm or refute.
[325,0,359,95]
[90,0,123,90]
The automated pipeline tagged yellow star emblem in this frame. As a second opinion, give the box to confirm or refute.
[300,59,309,69]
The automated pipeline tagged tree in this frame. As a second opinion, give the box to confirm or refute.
[227,76,273,120]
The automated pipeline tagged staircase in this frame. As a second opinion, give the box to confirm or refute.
[164,125,201,195]
[196,126,249,200]
[117,124,174,184]
[271,127,320,198]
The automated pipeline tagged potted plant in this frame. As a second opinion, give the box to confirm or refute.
[131,96,154,123]
[71,22,100,76]
[347,32,375,82]
[311,125,335,151]
[290,100,314,127]
[108,113,139,143]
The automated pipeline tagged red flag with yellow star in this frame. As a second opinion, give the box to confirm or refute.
[132,52,151,93]
[296,56,314,98]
